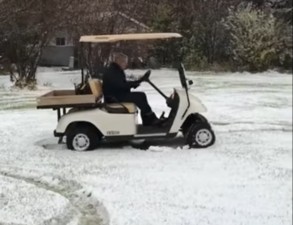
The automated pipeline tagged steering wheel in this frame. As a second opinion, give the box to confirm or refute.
[140,70,151,82]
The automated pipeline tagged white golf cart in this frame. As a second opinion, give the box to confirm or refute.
[37,33,216,151]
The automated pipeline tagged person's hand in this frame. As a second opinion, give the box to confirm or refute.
[131,81,140,89]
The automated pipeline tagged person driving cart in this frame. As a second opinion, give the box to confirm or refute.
[103,52,162,126]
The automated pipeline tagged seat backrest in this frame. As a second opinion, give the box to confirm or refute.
[88,79,103,102]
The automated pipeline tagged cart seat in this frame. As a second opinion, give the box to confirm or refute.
[105,103,137,114]
[88,79,137,114]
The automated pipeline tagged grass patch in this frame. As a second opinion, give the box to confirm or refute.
[0,71,8,76]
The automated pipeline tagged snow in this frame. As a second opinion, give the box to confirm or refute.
[0,175,76,225]
[0,69,292,225]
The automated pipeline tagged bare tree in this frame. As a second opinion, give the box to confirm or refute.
[67,0,151,77]
[0,0,76,88]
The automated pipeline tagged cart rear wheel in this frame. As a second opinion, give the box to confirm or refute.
[66,126,101,151]
[186,123,215,148]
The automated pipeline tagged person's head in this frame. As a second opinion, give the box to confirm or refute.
[113,52,128,70]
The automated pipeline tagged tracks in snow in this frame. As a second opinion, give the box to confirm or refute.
[0,94,36,110]
[0,169,110,225]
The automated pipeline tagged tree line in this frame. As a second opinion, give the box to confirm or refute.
[148,0,292,72]
[0,0,292,88]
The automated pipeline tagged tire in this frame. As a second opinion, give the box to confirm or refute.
[185,123,216,148]
[66,126,101,151]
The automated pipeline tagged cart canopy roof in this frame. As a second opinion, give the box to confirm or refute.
[79,33,182,43]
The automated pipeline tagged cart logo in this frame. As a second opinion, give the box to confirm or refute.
[107,131,120,135]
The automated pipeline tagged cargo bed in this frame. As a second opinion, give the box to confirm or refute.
[36,90,97,109]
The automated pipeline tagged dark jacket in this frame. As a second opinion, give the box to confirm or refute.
[103,63,138,102]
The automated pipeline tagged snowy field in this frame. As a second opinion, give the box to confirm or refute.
[0,68,292,225]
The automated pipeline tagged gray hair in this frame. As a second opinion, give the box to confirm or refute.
[112,52,128,63]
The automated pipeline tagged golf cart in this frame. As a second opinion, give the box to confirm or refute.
[37,33,216,151]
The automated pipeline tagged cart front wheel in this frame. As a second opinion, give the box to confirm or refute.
[186,123,215,148]
[66,126,100,151]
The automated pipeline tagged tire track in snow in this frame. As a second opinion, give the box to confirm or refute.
[0,174,78,225]
[0,170,110,225]
[0,87,47,110]
[213,121,292,133]
[0,95,36,110]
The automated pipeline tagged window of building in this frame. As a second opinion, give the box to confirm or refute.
[56,37,66,46]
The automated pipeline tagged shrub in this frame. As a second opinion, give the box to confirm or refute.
[224,3,291,72]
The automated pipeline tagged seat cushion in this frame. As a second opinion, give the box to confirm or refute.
[106,103,137,114]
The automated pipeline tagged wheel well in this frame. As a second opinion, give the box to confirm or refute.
[181,113,209,133]
[66,121,103,137]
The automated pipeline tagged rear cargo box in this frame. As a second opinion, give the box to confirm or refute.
[36,90,97,109]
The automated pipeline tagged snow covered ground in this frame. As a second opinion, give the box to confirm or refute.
[0,69,292,225]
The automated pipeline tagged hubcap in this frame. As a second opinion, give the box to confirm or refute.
[72,134,90,151]
[195,129,213,146]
